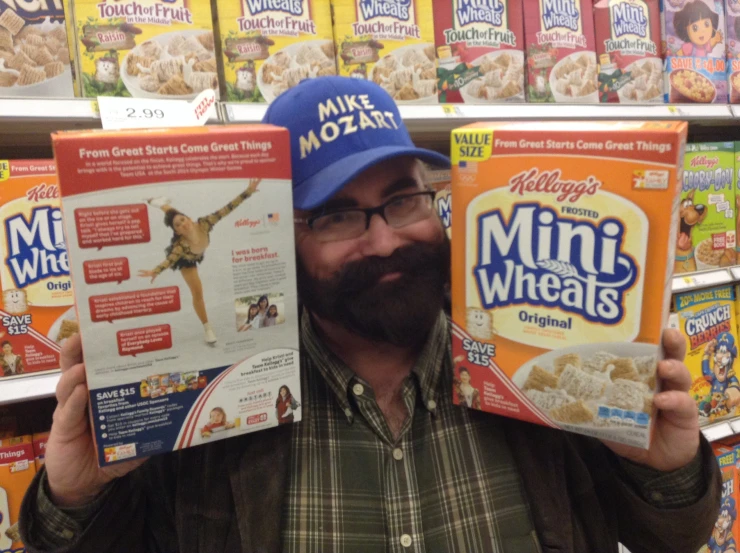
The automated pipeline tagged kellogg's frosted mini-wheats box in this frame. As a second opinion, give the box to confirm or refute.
[451,121,687,448]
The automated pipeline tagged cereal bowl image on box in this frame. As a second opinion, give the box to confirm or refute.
[451,121,687,449]
[669,68,717,102]
[256,40,336,103]
[458,51,526,104]
[548,52,599,103]
[369,44,438,104]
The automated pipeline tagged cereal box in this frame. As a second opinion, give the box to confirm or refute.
[0,0,74,96]
[594,0,664,103]
[0,160,75,376]
[32,431,49,470]
[523,0,599,102]
[53,125,300,466]
[67,0,218,98]
[676,285,740,424]
[729,0,740,101]
[675,143,736,274]
[451,121,687,448]
[736,142,740,254]
[332,0,438,104]
[423,163,451,237]
[702,444,740,553]
[216,0,335,103]
[664,0,727,102]
[433,0,525,103]
[0,436,36,552]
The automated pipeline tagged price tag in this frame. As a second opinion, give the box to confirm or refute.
[666,105,682,115]
[703,422,733,442]
[442,105,463,117]
[98,89,217,130]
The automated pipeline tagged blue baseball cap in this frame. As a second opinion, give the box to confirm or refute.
[262,76,450,210]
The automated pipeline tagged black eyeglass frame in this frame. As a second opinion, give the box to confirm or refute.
[295,190,437,230]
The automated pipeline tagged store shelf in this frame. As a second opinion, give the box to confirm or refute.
[671,268,735,293]
[701,417,740,442]
[0,370,59,406]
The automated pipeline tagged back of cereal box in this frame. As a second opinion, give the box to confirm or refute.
[433,0,525,103]
[451,121,686,448]
[216,0,335,103]
[69,0,218,99]
[0,160,75,375]
[332,0,438,104]
[594,0,664,103]
[676,285,740,424]
[0,1,74,96]
[523,0,598,102]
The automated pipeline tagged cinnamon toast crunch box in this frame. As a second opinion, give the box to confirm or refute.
[451,121,687,448]
[0,436,36,552]
[0,160,75,376]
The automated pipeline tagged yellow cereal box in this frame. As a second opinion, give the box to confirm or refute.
[0,436,36,552]
[676,285,740,424]
[451,121,687,448]
[67,0,218,98]
[0,160,75,375]
[332,0,438,104]
[216,0,335,103]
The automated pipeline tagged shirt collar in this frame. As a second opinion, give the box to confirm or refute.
[300,310,449,418]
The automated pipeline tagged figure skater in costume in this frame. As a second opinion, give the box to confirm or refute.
[139,179,261,344]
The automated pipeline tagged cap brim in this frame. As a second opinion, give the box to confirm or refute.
[293,146,451,210]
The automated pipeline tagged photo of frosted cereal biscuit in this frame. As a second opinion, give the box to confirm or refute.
[44,61,64,78]
[56,319,79,342]
[554,353,581,376]
[582,351,617,373]
[526,388,575,411]
[0,27,12,50]
[18,64,45,85]
[7,51,34,71]
[3,289,27,314]
[607,379,649,411]
[606,358,641,381]
[158,74,190,95]
[550,400,594,424]
[0,72,16,86]
[522,365,559,392]
[558,365,606,400]
[0,9,25,35]
[466,307,495,340]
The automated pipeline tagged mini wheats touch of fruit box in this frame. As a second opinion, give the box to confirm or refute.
[450,121,687,448]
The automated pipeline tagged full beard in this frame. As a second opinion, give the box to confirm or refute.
[298,238,450,348]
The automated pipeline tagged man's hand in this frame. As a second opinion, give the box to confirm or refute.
[704,339,717,357]
[603,328,700,472]
[46,334,147,508]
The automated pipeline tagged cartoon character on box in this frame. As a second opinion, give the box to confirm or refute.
[703,332,740,417]
[673,0,724,56]
[676,189,708,273]
[709,496,738,553]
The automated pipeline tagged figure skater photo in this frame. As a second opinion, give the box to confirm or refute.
[674,0,724,56]
[139,179,261,345]
[276,385,299,424]
[0,341,23,377]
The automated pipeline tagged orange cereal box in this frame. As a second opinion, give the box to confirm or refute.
[32,431,49,470]
[451,121,687,448]
[0,436,36,551]
[0,160,75,376]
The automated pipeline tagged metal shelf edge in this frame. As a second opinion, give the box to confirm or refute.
[0,370,59,405]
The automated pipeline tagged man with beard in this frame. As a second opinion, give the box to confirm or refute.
[20,77,719,553]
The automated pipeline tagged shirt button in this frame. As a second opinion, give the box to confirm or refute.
[352,383,365,396]
[427,399,437,410]
[400,534,413,547]
[650,491,664,503]
[344,408,353,418]
[393,448,404,461]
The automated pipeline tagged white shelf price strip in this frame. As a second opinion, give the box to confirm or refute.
[702,421,734,442]
[671,268,733,292]
[0,371,59,405]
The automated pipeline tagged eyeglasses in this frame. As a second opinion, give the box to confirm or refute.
[295,191,437,243]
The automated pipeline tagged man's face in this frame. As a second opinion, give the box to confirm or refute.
[295,157,449,347]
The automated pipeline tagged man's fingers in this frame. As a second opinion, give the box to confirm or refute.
[662,328,686,362]
[60,334,83,372]
[657,359,692,392]
[56,364,87,408]
[53,383,89,435]
[654,390,698,423]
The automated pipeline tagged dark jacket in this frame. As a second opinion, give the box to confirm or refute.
[20,412,720,553]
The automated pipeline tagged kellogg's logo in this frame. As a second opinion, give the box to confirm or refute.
[474,202,638,325]
[690,155,719,169]
[541,0,581,32]
[508,168,601,202]
[244,0,304,16]
[358,0,411,21]
[610,0,648,38]
[455,0,505,27]
[5,203,69,289]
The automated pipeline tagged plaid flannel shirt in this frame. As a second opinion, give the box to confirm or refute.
[31,312,706,552]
